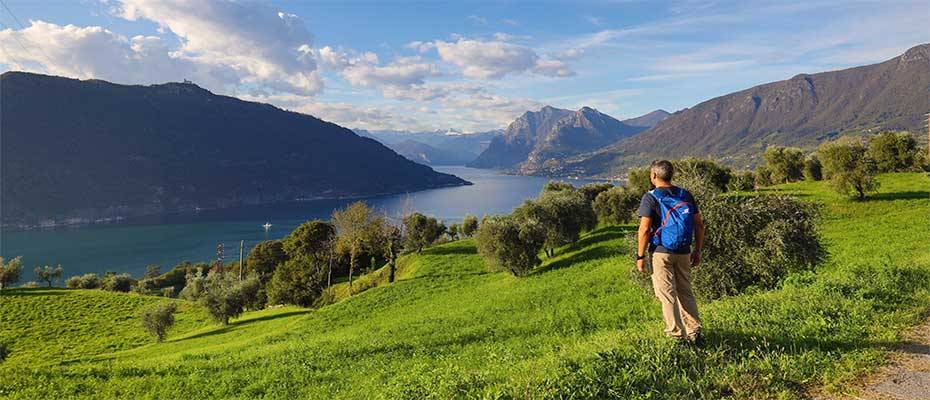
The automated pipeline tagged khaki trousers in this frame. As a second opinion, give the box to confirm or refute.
[651,252,702,339]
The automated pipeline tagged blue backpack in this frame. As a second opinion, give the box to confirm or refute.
[649,187,695,252]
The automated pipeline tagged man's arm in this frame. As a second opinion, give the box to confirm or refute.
[691,212,705,267]
[636,216,652,273]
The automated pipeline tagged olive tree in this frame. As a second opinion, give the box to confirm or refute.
[403,212,444,253]
[674,157,733,193]
[579,182,614,205]
[728,171,756,191]
[282,220,335,261]
[139,302,177,342]
[246,240,288,283]
[34,265,63,288]
[333,201,386,290]
[762,146,805,183]
[592,186,641,225]
[543,181,576,192]
[627,167,653,194]
[190,272,260,325]
[461,214,479,237]
[65,273,101,289]
[867,131,919,172]
[514,189,595,257]
[475,215,545,276]
[803,154,823,181]
[819,140,879,200]
[0,257,23,291]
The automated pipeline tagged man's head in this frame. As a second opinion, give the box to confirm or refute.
[650,160,674,186]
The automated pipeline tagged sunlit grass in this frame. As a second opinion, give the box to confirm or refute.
[1,173,927,399]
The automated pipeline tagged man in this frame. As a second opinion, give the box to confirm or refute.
[635,160,705,346]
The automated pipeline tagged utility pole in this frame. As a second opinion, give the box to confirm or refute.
[238,240,244,281]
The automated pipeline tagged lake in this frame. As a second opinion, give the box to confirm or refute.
[0,167,607,278]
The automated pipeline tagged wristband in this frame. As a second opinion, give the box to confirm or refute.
[636,254,645,260]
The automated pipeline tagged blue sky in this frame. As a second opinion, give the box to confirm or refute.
[1,0,927,132]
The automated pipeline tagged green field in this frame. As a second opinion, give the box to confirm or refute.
[1,173,928,399]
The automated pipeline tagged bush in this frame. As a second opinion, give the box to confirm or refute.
[763,146,805,183]
[139,302,177,342]
[728,171,756,191]
[188,272,260,325]
[867,131,919,172]
[673,157,733,193]
[692,195,825,299]
[514,189,595,256]
[461,214,479,237]
[592,186,640,225]
[754,165,774,187]
[65,273,101,289]
[246,240,288,283]
[34,265,63,287]
[266,256,328,307]
[578,183,614,205]
[102,273,136,292]
[475,215,545,276]
[0,256,23,291]
[819,139,879,200]
[627,167,652,194]
[543,181,576,192]
[403,212,444,253]
[803,154,823,181]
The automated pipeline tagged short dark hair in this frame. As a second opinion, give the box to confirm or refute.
[651,160,674,181]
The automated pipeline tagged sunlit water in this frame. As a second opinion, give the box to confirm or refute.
[0,167,605,278]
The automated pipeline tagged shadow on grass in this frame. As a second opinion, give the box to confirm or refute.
[173,310,309,343]
[531,227,632,276]
[1,288,67,297]
[867,190,930,202]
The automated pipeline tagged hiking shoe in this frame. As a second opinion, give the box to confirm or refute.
[690,332,705,348]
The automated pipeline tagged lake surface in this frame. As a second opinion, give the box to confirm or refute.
[0,167,606,278]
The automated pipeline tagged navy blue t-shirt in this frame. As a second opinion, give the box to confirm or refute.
[638,186,699,254]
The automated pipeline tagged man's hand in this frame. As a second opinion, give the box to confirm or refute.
[690,250,702,268]
[636,258,647,273]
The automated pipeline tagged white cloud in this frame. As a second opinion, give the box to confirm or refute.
[117,0,322,95]
[342,56,439,88]
[432,38,575,79]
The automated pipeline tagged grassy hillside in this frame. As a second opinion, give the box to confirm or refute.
[1,173,927,399]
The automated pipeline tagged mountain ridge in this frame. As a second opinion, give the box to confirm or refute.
[0,71,469,227]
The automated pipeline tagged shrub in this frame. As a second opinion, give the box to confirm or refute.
[728,171,756,191]
[0,256,23,291]
[867,131,919,172]
[461,214,479,237]
[693,195,825,299]
[627,167,652,194]
[476,215,545,276]
[403,212,444,253]
[674,157,733,193]
[514,189,595,257]
[34,265,63,287]
[101,273,135,292]
[543,181,576,192]
[819,139,879,200]
[282,220,335,260]
[189,272,261,325]
[447,223,460,240]
[592,186,640,225]
[763,146,805,183]
[578,182,614,205]
[139,302,177,342]
[803,154,823,181]
[65,273,101,289]
[754,165,774,187]
[144,265,161,279]
[266,255,327,307]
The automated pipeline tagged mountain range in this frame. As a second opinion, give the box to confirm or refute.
[356,129,500,166]
[0,72,468,227]
[542,43,930,177]
[467,106,667,172]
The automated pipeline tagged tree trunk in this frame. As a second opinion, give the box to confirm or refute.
[388,251,396,283]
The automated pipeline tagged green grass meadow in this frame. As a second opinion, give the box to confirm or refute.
[1,173,928,399]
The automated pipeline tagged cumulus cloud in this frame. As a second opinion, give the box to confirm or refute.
[342,56,439,88]
[117,0,323,94]
[0,21,197,84]
[432,38,575,79]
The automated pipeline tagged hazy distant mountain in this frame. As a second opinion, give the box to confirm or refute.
[622,109,670,128]
[0,72,469,227]
[546,43,930,177]
[356,129,501,165]
[467,106,648,172]
[389,139,477,166]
